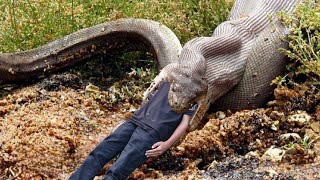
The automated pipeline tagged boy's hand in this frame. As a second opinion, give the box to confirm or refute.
[145,141,170,157]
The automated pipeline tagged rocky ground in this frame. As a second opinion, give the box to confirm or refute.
[0,59,319,179]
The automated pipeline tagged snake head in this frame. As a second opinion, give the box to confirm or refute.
[168,77,207,113]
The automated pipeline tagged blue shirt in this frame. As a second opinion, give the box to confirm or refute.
[131,82,197,141]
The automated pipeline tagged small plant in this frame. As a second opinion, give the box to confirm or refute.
[301,135,320,149]
[301,135,312,149]
[277,0,320,85]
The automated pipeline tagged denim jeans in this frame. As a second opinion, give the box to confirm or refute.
[69,121,159,180]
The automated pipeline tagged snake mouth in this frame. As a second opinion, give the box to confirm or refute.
[168,93,180,113]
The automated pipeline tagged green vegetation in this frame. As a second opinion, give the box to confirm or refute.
[0,0,233,103]
[276,0,320,85]
[0,0,233,53]
[301,135,320,149]
[84,67,156,108]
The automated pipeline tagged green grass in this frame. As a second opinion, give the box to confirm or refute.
[0,0,233,53]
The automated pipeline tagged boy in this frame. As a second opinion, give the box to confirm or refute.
[69,81,197,180]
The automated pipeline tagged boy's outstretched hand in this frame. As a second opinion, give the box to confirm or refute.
[145,141,170,157]
[145,114,192,157]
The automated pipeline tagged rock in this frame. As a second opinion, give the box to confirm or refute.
[216,111,226,120]
[85,83,100,95]
[269,111,285,121]
[262,146,285,162]
[310,122,320,133]
[271,120,279,131]
[288,111,311,126]
[267,169,278,178]
[305,129,318,139]
[280,133,302,141]
[245,151,260,159]
[0,100,7,106]
[285,146,298,155]
[313,141,320,154]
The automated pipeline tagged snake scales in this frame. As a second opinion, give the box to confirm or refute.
[0,0,301,130]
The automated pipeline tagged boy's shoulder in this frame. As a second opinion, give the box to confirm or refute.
[147,81,170,100]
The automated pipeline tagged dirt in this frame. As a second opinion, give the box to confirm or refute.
[0,66,319,179]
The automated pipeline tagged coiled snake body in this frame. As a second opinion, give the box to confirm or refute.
[144,0,301,130]
[0,19,182,82]
[0,0,301,130]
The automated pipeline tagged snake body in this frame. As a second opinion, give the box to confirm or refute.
[211,0,301,111]
[0,19,181,83]
[146,0,301,130]
[0,1,301,130]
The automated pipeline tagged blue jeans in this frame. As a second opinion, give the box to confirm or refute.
[69,121,159,180]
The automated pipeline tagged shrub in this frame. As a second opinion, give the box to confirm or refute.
[277,0,320,85]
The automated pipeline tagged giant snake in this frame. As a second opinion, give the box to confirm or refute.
[0,0,301,130]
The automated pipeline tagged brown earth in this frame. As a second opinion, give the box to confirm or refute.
[0,66,319,179]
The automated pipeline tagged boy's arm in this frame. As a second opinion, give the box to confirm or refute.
[145,114,192,157]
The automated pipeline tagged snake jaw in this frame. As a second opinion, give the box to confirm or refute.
[168,78,206,113]
[188,96,210,131]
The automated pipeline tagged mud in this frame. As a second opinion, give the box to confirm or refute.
[0,61,319,179]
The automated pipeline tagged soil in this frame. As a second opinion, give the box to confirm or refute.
[0,60,319,179]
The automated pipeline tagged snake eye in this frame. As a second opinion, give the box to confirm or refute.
[171,84,176,92]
